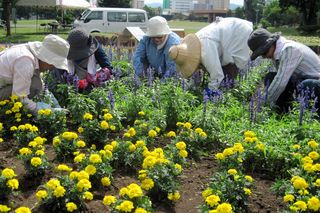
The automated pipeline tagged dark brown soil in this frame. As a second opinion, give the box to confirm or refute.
[0,143,284,213]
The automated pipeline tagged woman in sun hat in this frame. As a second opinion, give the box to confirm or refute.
[0,34,69,113]
[169,17,253,94]
[248,28,320,115]
[133,16,181,79]
[49,28,113,92]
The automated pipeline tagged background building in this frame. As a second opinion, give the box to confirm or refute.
[131,0,145,9]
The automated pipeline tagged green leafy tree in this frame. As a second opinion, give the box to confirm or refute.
[262,0,281,26]
[234,6,245,19]
[98,0,131,8]
[279,0,320,26]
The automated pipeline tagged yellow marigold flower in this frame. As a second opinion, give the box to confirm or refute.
[101,177,111,186]
[115,200,134,212]
[142,156,157,169]
[141,178,154,190]
[77,179,92,191]
[66,202,77,212]
[14,207,31,213]
[105,150,113,159]
[56,164,72,172]
[155,127,161,133]
[292,144,301,149]
[36,190,48,200]
[78,127,84,133]
[175,163,182,172]
[315,179,320,187]
[34,137,46,145]
[135,140,145,147]
[85,165,97,175]
[168,191,180,201]
[227,169,237,175]
[222,148,234,157]
[244,130,256,138]
[138,170,148,180]
[0,204,11,212]
[5,110,12,114]
[31,157,42,167]
[110,125,116,131]
[215,153,225,160]
[103,113,113,120]
[103,195,117,206]
[138,111,145,116]
[233,143,244,153]
[74,153,85,163]
[104,144,113,152]
[124,132,131,138]
[304,163,314,172]
[129,144,136,152]
[179,150,188,158]
[77,171,90,180]
[2,168,16,179]
[69,171,79,180]
[134,207,148,213]
[243,188,252,196]
[83,113,93,120]
[293,177,309,190]
[111,141,118,148]
[76,140,86,148]
[307,196,320,211]
[176,141,186,150]
[184,122,192,129]
[283,194,295,203]
[216,202,233,213]
[128,128,136,137]
[54,185,66,197]
[119,187,129,197]
[52,137,61,146]
[28,141,38,148]
[302,156,313,164]
[100,121,109,130]
[292,200,307,211]
[89,154,102,164]
[298,189,309,195]
[308,151,319,160]
[202,188,213,199]
[127,183,143,199]
[46,179,60,189]
[167,131,176,137]
[148,129,157,138]
[7,178,19,190]
[308,140,318,149]
[205,194,220,207]
[0,138,3,143]
[256,142,265,151]
[10,126,17,131]
[245,175,254,182]
[91,144,96,150]
[62,132,78,140]
[176,122,184,126]
[83,191,93,200]
[19,147,32,155]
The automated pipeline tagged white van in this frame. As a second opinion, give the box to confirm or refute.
[73,8,148,34]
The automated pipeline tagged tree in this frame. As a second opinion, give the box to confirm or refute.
[98,0,131,8]
[279,0,320,26]
[2,0,11,36]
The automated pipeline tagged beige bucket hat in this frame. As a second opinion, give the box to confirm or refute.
[146,16,171,37]
[28,34,70,71]
[169,34,201,78]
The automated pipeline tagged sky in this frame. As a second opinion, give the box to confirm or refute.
[145,0,244,6]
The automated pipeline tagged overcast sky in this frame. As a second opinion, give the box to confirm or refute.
[145,0,244,6]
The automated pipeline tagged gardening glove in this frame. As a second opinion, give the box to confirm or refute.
[48,91,61,108]
[36,102,51,111]
[96,67,112,85]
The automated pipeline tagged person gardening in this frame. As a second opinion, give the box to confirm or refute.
[168,17,253,95]
[0,34,70,114]
[49,28,113,92]
[248,28,320,114]
[133,16,181,79]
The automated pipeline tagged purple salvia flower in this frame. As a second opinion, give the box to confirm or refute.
[311,97,318,119]
[108,89,115,110]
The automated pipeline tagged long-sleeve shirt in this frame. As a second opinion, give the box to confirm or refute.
[0,43,40,111]
[196,17,253,89]
[266,36,320,105]
[133,32,181,78]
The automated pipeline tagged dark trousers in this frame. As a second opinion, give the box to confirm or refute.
[265,72,320,115]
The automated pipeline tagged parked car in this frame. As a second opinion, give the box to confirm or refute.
[73,7,148,35]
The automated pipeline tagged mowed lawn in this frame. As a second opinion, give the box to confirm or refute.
[0,19,319,46]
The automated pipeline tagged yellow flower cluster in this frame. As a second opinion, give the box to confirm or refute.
[14,124,38,132]
[30,157,42,167]
[61,132,78,140]
[167,191,180,201]
[209,202,233,213]
[0,204,11,212]
[56,164,73,172]
[115,200,134,212]
[37,109,52,116]
[2,168,16,179]
[120,183,143,199]
[83,113,93,120]
[142,148,169,169]
[15,207,31,213]
[103,195,117,205]
[1,168,19,191]
[103,112,113,121]
[101,177,111,186]
[66,202,77,212]
[175,141,188,158]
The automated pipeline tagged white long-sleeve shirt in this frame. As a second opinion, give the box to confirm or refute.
[196,17,253,89]
[267,37,320,105]
[0,43,40,111]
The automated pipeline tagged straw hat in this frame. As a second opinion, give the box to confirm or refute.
[146,16,171,37]
[67,28,98,60]
[168,34,201,78]
[248,28,280,60]
[28,34,69,71]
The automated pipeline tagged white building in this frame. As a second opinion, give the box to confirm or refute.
[131,0,145,9]
[170,0,192,14]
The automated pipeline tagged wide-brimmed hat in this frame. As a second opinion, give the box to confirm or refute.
[248,28,280,60]
[168,34,201,78]
[67,28,98,60]
[146,16,171,37]
[28,34,69,71]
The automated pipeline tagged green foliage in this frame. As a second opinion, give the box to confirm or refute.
[53,132,81,162]
[0,168,19,200]
[35,109,67,138]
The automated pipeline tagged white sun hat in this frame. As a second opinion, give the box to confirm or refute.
[146,16,171,37]
[28,34,70,71]
[169,34,201,78]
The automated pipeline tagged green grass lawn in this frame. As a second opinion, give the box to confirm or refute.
[0,19,319,46]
